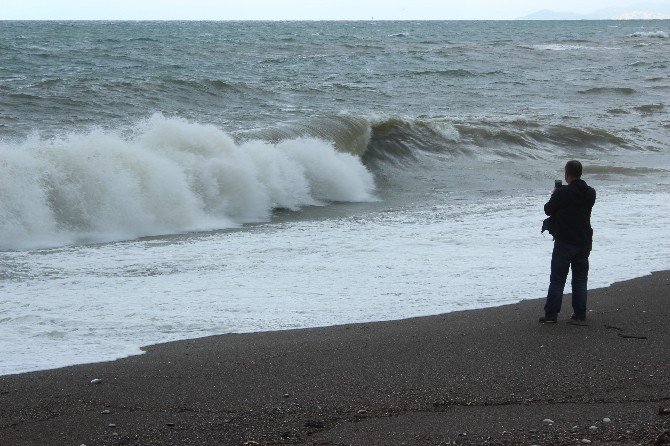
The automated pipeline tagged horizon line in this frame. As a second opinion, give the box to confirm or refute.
[2,18,670,22]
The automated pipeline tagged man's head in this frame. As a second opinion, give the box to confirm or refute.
[564,160,583,183]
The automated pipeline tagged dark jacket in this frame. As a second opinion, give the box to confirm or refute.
[544,179,596,246]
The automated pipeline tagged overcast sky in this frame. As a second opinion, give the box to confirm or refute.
[1,0,663,20]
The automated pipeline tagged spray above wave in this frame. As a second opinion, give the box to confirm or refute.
[0,115,375,251]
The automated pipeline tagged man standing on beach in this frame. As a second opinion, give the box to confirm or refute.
[540,160,596,323]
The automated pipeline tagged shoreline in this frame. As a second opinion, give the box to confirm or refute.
[1,270,669,445]
[4,265,668,379]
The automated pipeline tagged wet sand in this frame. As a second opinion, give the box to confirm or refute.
[1,271,669,445]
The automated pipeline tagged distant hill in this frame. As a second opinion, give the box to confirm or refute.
[520,3,670,20]
[521,10,586,20]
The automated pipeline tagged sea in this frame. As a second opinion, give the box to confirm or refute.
[1,20,669,375]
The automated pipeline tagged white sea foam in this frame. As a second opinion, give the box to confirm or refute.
[629,31,669,39]
[533,44,586,51]
[529,44,620,51]
[0,115,376,250]
[1,185,668,375]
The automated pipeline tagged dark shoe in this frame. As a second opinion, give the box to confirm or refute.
[539,315,557,323]
[570,313,586,321]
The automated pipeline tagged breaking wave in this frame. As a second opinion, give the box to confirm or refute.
[243,115,634,164]
[634,103,665,113]
[0,115,375,250]
[409,69,477,77]
[0,112,641,250]
[578,87,637,95]
[161,78,247,93]
[629,31,669,39]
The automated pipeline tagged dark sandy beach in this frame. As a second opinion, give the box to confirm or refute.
[1,271,669,446]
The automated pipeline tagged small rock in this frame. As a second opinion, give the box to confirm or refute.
[283,393,290,398]
[458,432,467,437]
[543,418,554,424]
[581,440,592,444]
[589,425,598,431]
[108,423,116,428]
[357,409,367,414]
[571,425,579,431]
[166,422,175,427]
[90,379,102,385]
[101,410,111,414]
[603,417,611,423]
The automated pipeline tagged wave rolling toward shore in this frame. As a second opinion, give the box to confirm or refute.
[0,115,375,250]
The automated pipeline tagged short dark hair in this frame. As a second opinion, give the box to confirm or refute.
[565,160,583,178]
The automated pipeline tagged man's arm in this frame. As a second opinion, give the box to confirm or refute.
[544,190,561,216]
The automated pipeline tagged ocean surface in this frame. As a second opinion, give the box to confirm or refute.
[1,21,669,375]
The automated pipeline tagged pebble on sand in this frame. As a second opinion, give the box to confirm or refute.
[542,419,554,424]
[589,425,598,431]
[90,379,102,384]
[603,417,611,423]
[108,423,116,428]
[581,440,592,444]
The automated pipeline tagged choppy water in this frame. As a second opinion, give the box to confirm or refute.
[1,21,669,375]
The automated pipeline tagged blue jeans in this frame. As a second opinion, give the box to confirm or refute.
[545,240,591,318]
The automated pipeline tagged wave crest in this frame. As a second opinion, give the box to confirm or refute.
[578,87,637,95]
[360,117,632,163]
[0,115,375,250]
[242,115,636,164]
[629,31,669,39]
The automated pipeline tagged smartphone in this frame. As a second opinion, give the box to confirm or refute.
[554,180,562,189]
